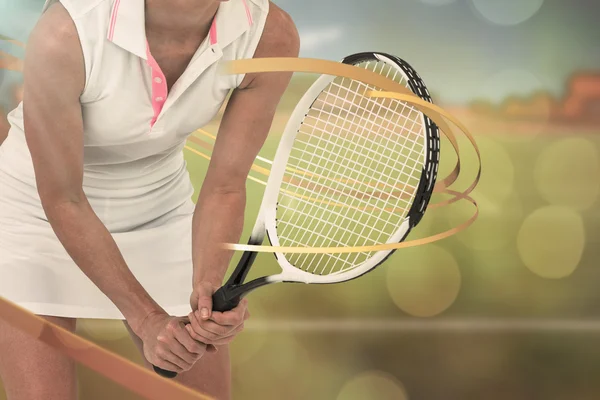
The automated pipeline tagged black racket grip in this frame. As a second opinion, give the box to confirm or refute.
[212,286,242,313]
[152,286,241,378]
[153,366,178,378]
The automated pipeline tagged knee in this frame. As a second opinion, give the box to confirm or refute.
[175,346,232,400]
[0,317,78,400]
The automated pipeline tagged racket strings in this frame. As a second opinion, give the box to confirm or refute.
[276,60,426,275]
[283,70,388,270]
[280,61,422,273]
[297,112,422,186]
[293,104,423,201]
[289,76,420,220]
[330,62,425,272]
[286,144,413,209]
[295,65,423,273]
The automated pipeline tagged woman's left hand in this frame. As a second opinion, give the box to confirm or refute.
[188,282,250,347]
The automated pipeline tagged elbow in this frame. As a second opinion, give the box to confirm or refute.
[209,184,246,197]
[202,172,247,197]
[200,180,247,202]
[38,185,87,218]
[196,182,247,215]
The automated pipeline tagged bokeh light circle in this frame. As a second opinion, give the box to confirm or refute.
[77,319,129,342]
[386,245,461,317]
[470,136,515,202]
[337,371,409,400]
[517,206,585,279]
[471,0,544,26]
[449,192,523,251]
[444,135,520,251]
[534,138,600,211]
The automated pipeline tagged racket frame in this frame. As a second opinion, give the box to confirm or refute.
[216,51,440,300]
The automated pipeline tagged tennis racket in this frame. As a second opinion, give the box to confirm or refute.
[154,52,440,378]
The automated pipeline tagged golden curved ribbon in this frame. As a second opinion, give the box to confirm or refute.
[215,58,481,253]
[0,34,25,48]
[228,192,478,254]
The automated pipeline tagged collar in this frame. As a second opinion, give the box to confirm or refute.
[107,0,254,59]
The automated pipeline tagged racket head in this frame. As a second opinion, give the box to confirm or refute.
[260,52,440,284]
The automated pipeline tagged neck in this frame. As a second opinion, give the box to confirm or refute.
[145,0,220,37]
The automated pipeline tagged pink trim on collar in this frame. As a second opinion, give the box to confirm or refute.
[209,18,218,45]
[242,0,253,25]
[145,42,168,128]
[107,0,121,41]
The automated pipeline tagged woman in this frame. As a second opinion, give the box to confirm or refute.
[0,0,299,399]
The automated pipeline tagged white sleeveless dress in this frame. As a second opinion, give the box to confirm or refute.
[0,0,269,319]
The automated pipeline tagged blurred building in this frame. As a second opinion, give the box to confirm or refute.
[469,72,600,127]
[561,72,600,123]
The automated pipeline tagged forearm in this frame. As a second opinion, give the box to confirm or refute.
[191,187,246,287]
[44,199,163,332]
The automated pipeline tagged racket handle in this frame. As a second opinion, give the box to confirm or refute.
[212,286,242,313]
[153,366,178,379]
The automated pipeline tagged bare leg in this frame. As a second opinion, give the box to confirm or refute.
[0,315,78,400]
[124,321,231,400]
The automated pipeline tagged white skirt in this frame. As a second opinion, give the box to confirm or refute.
[0,165,197,320]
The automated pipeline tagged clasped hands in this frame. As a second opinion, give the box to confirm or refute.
[138,281,249,374]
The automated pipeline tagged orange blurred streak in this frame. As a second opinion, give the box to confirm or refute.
[0,51,24,72]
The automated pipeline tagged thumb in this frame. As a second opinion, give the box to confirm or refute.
[194,283,214,320]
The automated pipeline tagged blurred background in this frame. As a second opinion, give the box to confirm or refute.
[2,0,600,399]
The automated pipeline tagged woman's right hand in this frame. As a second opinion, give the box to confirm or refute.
[135,310,208,374]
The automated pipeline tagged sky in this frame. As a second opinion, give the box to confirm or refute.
[1,0,599,104]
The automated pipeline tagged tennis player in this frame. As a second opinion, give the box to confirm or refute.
[0,0,299,399]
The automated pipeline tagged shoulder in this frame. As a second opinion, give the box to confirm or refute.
[45,0,110,19]
[29,3,82,64]
[25,2,85,92]
[255,2,300,58]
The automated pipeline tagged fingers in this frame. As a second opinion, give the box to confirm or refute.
[172,321,206,356]
[156,319,204,372]
[154,341,191,372]
[207,309,250,327]
[188,288,250,347]
[187,308,246,345]
[188,311,238,338]
[186,322,244,346]
[209,299,250,326]
[187,311,225,341]
[195,298,249,330]
[193,282,216,320]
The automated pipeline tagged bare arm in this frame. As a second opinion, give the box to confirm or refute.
[192,6,300,288]
[187,5,300,344]
[24,5,161,333]
[25,5,207,373]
